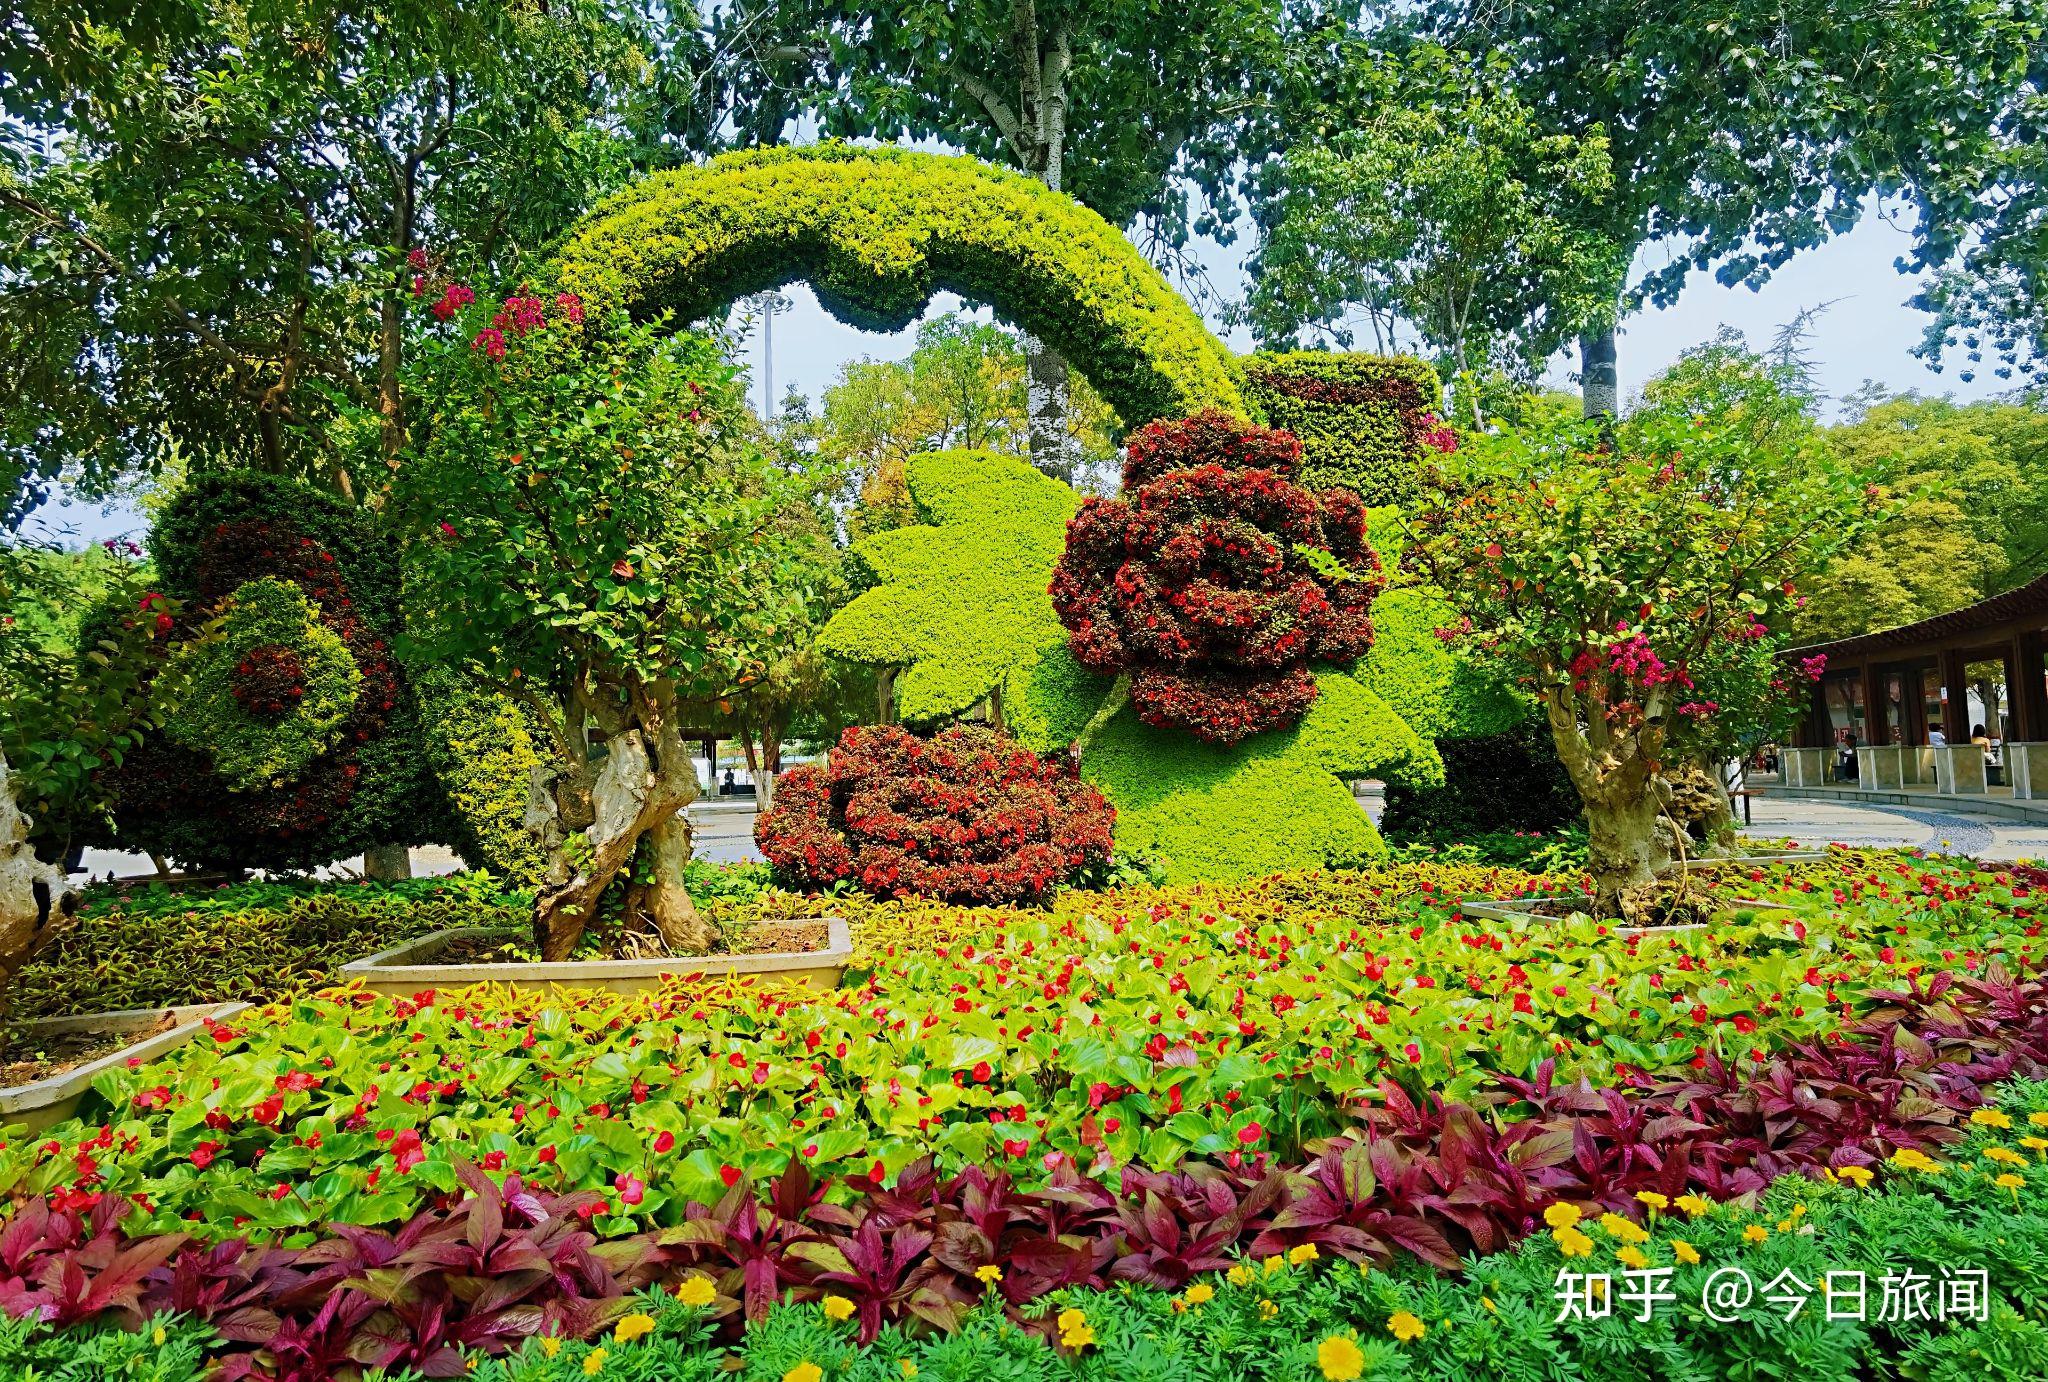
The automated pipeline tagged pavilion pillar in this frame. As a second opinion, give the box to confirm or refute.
[1940,648,1971,743]
[1859,661,1884,745]
[2016,631,2048,744]
[1901,665,1927,746]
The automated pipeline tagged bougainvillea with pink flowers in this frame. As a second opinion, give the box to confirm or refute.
[1048,411,1382,745]
[1410,397,1874,917]
[755,722,1114,904]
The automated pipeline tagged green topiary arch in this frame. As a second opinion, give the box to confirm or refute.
[548,144,1245,427]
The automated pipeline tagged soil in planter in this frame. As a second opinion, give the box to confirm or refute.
[0,1015,179,1088]
[1513,893,1725,928]
[432,918,832,966]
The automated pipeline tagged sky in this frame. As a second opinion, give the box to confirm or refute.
[26,190,2012,549]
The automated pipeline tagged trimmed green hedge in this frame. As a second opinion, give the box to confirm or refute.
[9,875,528,1020]
[1357,584,1532,744]
[1080,670,1435,883]
[549,144,1245,428]
[820,449,1078,726]
[414,666,550,887]
[1242,351,1442,504]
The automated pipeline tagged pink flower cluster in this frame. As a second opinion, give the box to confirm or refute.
[429,283,474,321]
[1799,653,1829,681]
[459,287,586,361]
[1416,413,1459,454]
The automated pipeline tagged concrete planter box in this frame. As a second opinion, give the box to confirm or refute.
[1460,894,1793,938]
[1,1001,250,1135]
[1679,845,1832,871]
[340,918,853,998]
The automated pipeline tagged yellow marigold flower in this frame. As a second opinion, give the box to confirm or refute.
[1227,1264,1255,1287]
[1672,1239,1701,1265]
[583,1349,607,1377]
[974,1264,1002,1284]
[1387,1310,1426,1343]
[2022,1136,2048,1153]
[784,1365,823,1382]
[1835,1165,1873,1189]
[152,1326,166,1347]
[1743,1225,1770,1244]
[1057,1308,1088,1334]
[1599,1213,1649,1246]
[822,1295,856,1323]
[1264,1254,1286,1275]
[1892,1148,1942,1173]
[540,1337,563,1359]
[1481,1297,1496,1312]
[1615,1245,1650,1270]
[1553,1225,1596,1258]
[1972,1108,2014,1129]
[1675,1194,1713,1218]
[1986,1147,2027,1167]
[1542,1202,1582,1230]
[1997,1173,2025,1194]
[901,1363,918,1380]
[1635,1191,1670,1212]
[2029,1112,2048,1128]
[613,1313,656,1345]
[675,1276,717,1308]
[1289,1243,1320,1266]
[1318,1334,1367,1381]
[1258,1298,1279,1321]
[1184,1282,1215,1306]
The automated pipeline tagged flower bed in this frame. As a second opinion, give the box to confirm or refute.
[1,853,2044,1372]
[9,1078,2048,1379]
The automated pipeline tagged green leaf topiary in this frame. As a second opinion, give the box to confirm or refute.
[166,577,361,790]
[820,449,1078,725]
[548,144,1245,429]
[816,449,1446,881]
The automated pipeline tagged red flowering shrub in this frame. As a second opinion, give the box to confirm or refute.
[754,723,1114,904]
[229,645,308,721]
[1049,411,1381,744]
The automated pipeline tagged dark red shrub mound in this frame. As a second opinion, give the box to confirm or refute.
[230,645,308,721]
[754,723,1114,905]
[1049,410,1381,744]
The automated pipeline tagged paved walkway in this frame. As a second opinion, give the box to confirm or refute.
[1739,794,2048,860]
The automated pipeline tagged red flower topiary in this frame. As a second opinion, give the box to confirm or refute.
[1049,410,1382,744]
[755,723,1114,905]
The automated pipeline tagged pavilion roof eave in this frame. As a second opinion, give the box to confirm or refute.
[1785,571,2048,666]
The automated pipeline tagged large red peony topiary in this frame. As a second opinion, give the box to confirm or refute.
[754,723,1115,905]
[1049,410,1382,744]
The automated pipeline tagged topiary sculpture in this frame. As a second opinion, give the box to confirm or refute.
[1049,411,1381,745]
[755,723,1114,906]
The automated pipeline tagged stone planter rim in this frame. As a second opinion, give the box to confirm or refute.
[1458,893,1794,937]
[1,1000,251,1133]
[339,917,853,994]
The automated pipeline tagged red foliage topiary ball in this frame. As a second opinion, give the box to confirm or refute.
[754,723,1115,905]
[1049,409,1381,744]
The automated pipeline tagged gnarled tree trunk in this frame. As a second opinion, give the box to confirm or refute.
[528,682,708,962]
[0,752,76,1018]
[1543,688,1672,922]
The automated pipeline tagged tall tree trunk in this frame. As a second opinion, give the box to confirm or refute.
[1579,328,1619,419]
[1024,340,1077,483]
[876,667,895,725]
[362,844,412,880]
